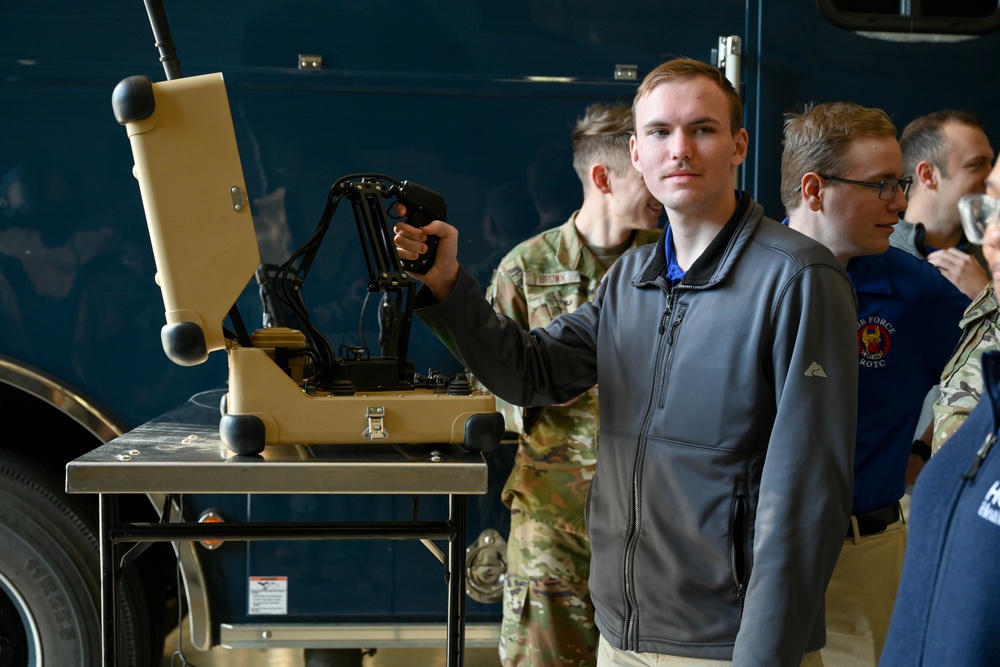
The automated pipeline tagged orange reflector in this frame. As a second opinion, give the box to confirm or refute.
[197,510,225,550]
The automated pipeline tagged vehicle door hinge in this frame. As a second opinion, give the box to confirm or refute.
[712,35,742,93]
[298,54,323,70]
[614,64,638,81]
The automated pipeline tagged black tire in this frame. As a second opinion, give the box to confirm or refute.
[0,450,155,666]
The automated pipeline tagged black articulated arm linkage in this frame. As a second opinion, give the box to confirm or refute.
[266,174,447,392]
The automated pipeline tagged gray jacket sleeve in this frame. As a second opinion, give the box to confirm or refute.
[415,266,599,407]
[733,262,857,666]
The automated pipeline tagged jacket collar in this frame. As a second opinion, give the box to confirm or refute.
[634,191,760,288]
[895,219,927,257]
[984,350,1000,432]
[897,218,979,255]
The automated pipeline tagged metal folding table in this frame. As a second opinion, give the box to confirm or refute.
[66,390,488,667]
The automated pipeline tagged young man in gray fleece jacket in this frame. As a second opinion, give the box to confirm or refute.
[395,57,858,667]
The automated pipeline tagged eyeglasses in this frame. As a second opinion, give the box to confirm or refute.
[958,193,1000,243]
[817,174,913,201]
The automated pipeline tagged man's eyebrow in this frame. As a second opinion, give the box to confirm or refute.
[687,116,723,127]
[642,115,723,129]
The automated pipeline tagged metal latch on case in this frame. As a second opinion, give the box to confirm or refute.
[364,406,387,440]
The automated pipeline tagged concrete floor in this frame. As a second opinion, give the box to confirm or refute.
[160,622,502,666]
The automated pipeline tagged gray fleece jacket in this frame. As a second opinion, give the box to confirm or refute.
[415,193,858,666]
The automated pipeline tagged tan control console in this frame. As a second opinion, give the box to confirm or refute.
[113,72,502,455]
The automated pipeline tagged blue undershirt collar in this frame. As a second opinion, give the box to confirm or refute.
[664,191,742,288]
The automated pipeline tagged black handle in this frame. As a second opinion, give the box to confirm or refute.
[142,0,183,80]
[395,180,446,275]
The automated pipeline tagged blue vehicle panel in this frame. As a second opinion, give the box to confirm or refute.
[2,1,1000,663]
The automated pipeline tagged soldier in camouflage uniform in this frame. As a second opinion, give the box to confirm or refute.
[931,159,1000,453]
[485,103,662,667]
[931,284,1000,452]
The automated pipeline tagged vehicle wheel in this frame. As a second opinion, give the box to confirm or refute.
[0,450,154,666]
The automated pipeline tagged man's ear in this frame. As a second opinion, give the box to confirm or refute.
[591,163,611,194]
[801,172,825,211]
[914,160,937,190]
[732,128,749,167]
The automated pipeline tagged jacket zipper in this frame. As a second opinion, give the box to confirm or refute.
[622,289,674,649]
[657,294,684,409]
[963,432,996,479]
[729,479,751,616]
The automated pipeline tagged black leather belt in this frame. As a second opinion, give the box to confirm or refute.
[847,503,901,537]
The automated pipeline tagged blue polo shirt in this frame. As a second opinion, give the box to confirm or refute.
[847,248,969,514]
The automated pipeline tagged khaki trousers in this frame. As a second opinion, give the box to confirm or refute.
[597,636,823,666]
[820,518,907,667]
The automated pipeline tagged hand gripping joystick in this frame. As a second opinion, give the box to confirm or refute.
[392,180,446,275]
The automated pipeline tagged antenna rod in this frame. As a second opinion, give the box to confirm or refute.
[143,0,183,80]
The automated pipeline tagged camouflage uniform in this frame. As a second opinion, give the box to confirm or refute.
[484,214,661,667]
[932,283,1000,453]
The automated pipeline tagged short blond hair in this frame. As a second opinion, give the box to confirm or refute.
[780,101,897,213]
[572,102,634,181]
[632,57,742,135]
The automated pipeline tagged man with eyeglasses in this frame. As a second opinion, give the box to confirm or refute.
[894,110,994,300]
[781,101,970,667]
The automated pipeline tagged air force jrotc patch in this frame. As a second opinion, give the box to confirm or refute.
[858,316,894,368]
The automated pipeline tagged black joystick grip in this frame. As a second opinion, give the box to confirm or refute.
[396,180,446,274]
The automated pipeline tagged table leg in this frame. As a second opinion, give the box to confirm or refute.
[99,493,118,667]
[447,493,467,667]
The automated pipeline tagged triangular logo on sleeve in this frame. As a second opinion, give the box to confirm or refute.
[804,362,827,378]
